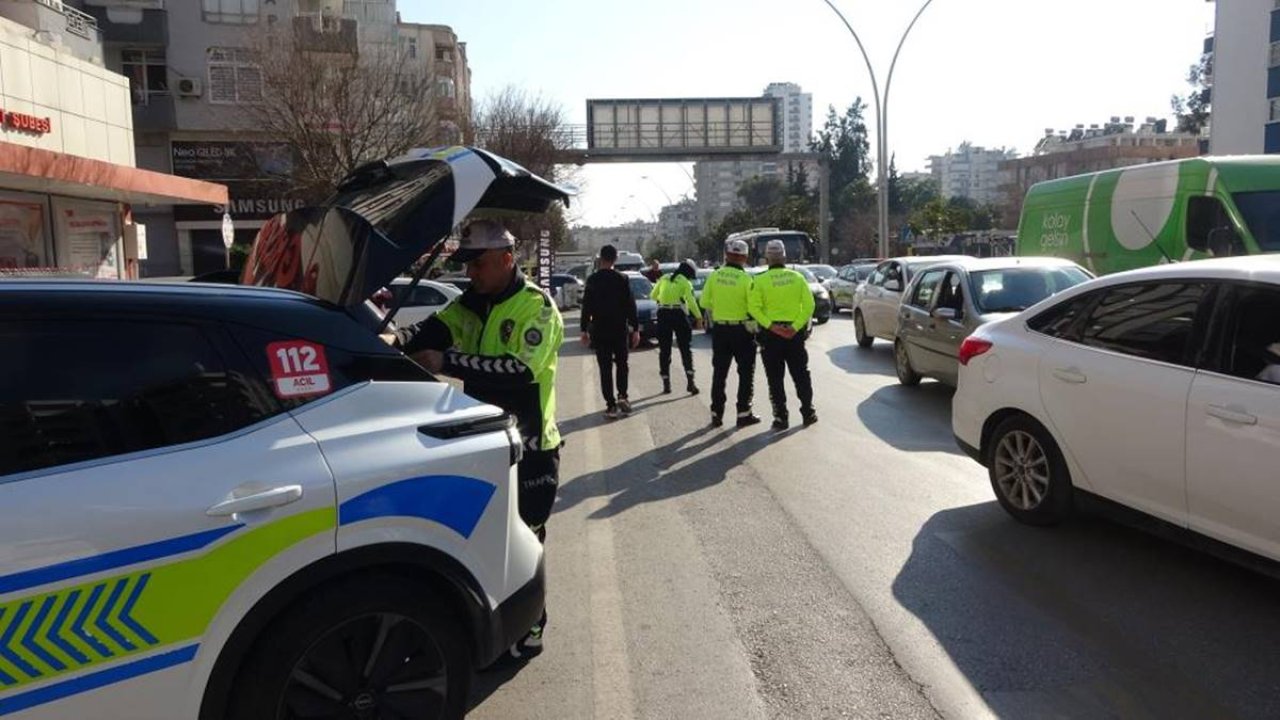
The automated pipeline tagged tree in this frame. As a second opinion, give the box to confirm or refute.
[248,26,443,204]
[1172,51,1212,135]
[810,100,875,254]
[908,197,969,238]
[472,86,577,251]
[737,176,786,214]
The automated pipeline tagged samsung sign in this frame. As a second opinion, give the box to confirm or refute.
[171,141,302,223]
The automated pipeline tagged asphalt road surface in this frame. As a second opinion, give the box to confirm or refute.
[468,311,1280,720]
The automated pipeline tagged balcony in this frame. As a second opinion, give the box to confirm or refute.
[292,14,357,56]
[132,93,174,132]
[78,3,166,45]
[0,0,103,63]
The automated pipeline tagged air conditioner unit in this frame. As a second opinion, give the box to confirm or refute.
[176,76,202,98]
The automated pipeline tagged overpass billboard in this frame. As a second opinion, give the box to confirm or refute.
[586,97,780,157]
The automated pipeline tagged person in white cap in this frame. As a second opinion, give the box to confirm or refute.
[395,218,563,666]
[700,237,761,427]
[749,238,817,430]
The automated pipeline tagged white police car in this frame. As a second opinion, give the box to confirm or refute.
[0,147,571,719]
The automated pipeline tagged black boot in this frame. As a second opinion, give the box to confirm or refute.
[686,374,699,395]
[736,412,762,428]
[662,376,671,395]
[802,408,818,426]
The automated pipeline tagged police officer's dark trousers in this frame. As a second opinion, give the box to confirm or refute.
[758,329,813,421]
[657,308,695,382]
[593,332,629,407]
[710,323,756,417]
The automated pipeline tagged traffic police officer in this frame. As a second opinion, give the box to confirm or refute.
[650,258,702,395]
[396,219,563,663]
[748,239,817,430]
[700,238,761,427]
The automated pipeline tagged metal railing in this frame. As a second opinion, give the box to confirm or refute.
[32,0,99,39]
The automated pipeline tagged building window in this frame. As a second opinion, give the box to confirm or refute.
[405,37,417,59]
[122,49,167,106]
[208,47,263,104]
[436,47,449,61]
[435,76,455,98]
[202,0,259,24]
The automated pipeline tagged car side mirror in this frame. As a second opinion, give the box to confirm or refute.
[1206,226,1243,257]
[885,279,903,292]
[933,307,958,321]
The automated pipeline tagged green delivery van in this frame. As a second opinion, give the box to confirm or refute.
[1016,156,1280,275]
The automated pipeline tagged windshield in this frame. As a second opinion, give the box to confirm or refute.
[1231,191,1280,252]
[807,265,836,280]
[628,275,653,300]
[752,233,812,261]
[791,266,817,282]
[970,266,1091,313]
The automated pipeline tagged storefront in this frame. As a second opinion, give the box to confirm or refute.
[0,142,226,278]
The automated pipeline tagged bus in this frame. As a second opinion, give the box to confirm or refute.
[725,228,818,266]
[1016,156,1280,275]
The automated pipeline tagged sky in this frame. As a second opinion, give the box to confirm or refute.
[399,0,1214,227]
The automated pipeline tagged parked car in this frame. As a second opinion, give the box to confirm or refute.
[436,273,471,293]
[852,255,970,347]
[550,273,583,309]
[625,271,659,341]
[749,264,832,325]
[387,277,462,326]
[893,257,1091,387]
[952,256,1280,569]
[803,264,838,283]
[0,145,570,718]
[826,262,878,312]
[692,267,714,330]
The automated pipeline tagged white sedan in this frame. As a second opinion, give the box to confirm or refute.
[388,277,462,326]
[953,256,1280,565]
[852,255,968,348]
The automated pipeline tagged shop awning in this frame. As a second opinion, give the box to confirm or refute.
[0,140,227,207]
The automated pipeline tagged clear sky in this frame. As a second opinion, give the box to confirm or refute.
[398,0,1214,227]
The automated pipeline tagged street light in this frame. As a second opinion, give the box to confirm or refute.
[820,0,936,259]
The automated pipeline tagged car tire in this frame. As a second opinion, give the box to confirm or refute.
[854,310,873,349]
[224,573,471,720]
[816,313,830,325]
[893,339,922,386]
[986,414,1073,526]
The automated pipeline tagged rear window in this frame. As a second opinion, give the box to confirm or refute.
[970,266,1091,313]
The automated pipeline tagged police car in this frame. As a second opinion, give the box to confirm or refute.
[0,147,571,719]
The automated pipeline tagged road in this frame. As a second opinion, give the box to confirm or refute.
[468,311,1280,720]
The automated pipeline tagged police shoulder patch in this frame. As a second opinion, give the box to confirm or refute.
[525,327,543,346]
[500,318,516,344]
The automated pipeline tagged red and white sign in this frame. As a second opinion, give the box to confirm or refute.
[266,340,332,399]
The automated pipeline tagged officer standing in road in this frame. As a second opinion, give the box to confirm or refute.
[700,238,761,428]
[395,219,563,664]
[749,239,817,430]
[650,259,702,395]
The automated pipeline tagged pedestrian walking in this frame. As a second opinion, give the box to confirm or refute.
[700,238,761,428]
[581,244,641,418]
[749,239,817,430]
[394,219,563,665]
[650,259,702,395]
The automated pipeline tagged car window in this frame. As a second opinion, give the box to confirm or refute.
[868,265,887,286]
[1221,284,1280,384]
[971,266,1091,313]
[908,269,946,308]
[0,319,281,477]
[883,263,904,288]
[1027,293,1095,340]
[628,275,653,300]
[1078,282,1208,365]
[936,271,965,313]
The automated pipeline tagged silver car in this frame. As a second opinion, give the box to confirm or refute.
[893,256,1092,387]
[853,255,970,347]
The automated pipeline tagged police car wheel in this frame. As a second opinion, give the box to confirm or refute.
[227,574,470,720]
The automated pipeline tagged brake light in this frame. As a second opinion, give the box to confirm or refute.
[958,337,993,366]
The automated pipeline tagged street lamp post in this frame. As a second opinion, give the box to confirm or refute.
[820,0,936,259]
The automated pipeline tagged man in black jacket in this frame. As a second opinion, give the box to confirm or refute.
[581,245,640,418]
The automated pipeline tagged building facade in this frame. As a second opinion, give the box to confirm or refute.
[396,20,471,144]
[927,142,1017,207]
[999,118,1201,224]
[73,0,470,277]
[1208,0,1276,154]
[571,221,657,255]
[694,82,815,231]
[658,197,698,259]
[0,0,223,278]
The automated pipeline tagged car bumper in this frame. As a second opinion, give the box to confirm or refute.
[815,297,832,320]
[954,433,982,464]
[640,318,658,339]
[480,554,546,666]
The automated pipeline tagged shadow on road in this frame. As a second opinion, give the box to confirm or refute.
[892,502,1280,718]
[855,381,960,455]
[554,422,779,520]
[826,342,897,378]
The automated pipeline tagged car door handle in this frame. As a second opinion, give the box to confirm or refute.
[1051,367,1087,384]
[1207,405,1258,426]
[206,485,304,517]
